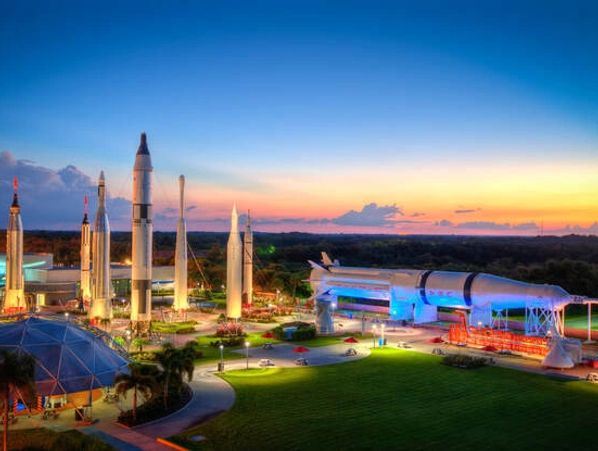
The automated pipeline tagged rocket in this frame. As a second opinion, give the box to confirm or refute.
[130,133,153,331]
[226,204,242,319]
[3,177,25,312]
[80,194,91,305]
[90,171,112,320]
[173,175,189,311]
[242,210,253,305]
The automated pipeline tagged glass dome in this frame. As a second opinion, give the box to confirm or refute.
[0,317,129,395]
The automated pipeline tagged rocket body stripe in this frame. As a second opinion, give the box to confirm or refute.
[4,189,24,311]
[90,171,112,319]
[131,133,153,326]
[173,175,189,311]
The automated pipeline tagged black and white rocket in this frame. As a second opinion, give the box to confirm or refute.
[226,204,242,319]
[90,171,112,319]
[242,211,253,305]
[173,175,188,311]
[3,177,24,312]
[131,133,153,330]
[80,194,91,304]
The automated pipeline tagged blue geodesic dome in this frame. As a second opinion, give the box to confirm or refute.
[0,317,129,396]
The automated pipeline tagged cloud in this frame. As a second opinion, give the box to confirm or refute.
[332,203,403,228]
[435,219,454,227]
[454,208,480,214]
[433,218,539,232]
[559,223,598,235]
[410,212,426,217]
[0,150,130,229]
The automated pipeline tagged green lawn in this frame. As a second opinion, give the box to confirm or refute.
[173,348,598,451]
[8,428,113,450]
[293,333,374,347]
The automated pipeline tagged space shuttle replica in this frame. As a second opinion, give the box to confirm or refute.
[226,204,243,319]
[242,211,253,305]
[3,177,25,312]
[89,172,112,320]
[80,195,91,305]
[309,252,575,336]
[173,175,189,311]
[131,133,153,332]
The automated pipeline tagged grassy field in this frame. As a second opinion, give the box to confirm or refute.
[8,428,113,450]
[173,348,598,451]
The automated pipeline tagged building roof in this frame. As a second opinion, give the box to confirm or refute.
[0,317,129,395]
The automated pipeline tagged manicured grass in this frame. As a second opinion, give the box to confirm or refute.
[150,320,197,334]
[194,335,244,364]
[8,428,113,450]
[173,348,598,450]
[293,333,373,347]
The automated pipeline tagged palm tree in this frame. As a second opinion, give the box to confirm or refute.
[155,342,198,409]
[0,350,36,451]
[114,363,159,423]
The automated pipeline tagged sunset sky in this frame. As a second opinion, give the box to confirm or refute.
[1,1,597,234]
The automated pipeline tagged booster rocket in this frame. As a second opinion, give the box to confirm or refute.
[226,204,242,319]
[173,175,189,311]
[3,177,25,312]
[80,195,91,305]
[131,133,153,330]
[242,211,253,305]
[90,171,112,320]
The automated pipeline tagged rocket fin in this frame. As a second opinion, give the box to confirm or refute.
[321,252,337,267]
[308,260,329,271]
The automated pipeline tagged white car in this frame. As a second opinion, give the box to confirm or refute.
[258,359,275,367]
[295,357,309,366]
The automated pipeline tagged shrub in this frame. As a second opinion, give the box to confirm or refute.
[442,353,488,369]
[272,322,316,341]
[118,384,192,426]
[216,322,244,337]
[209,336,246,348]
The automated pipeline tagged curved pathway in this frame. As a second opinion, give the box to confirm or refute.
[82,342,370,450]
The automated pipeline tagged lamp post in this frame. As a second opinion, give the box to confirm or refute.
[125,330,131,352]
[64,312,70,322]
[381,323,385,346]
[477,321,482,329]
[219,344,224,372]
[372,325,377,348]
[245,341,250,369]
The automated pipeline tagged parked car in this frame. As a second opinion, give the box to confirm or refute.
[342,348,357,356]
[258,358,275,367]
[262,343,274,350]
[295,357,309,366]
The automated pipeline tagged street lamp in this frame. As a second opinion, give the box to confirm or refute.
[477,321,482,329]
[125,330,131,352]
[64,312,70,322]
[219,344,224,372]
[245,341,250,369]
[381,323,385,346]
[372,325,377,348]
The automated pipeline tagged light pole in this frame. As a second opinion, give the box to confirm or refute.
[381,323,385,346]
[125,330,131,353]
[64,312,70,322]
[219,344,224,372]
[245,341,250,369]
[372,325,377,348]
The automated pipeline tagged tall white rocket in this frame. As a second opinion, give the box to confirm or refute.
[80,195,91,304]
[226,204,242,319]
[173,175,189,311]
[131,132,153,330]
[3,177,24,312]
[90,171,112,319]
[242,211,253,305]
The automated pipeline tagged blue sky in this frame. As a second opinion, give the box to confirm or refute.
[1,1,597,233]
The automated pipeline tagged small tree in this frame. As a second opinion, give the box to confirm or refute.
[114,363,160,423]
[0,350,36,451]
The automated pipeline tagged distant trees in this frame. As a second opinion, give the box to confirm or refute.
[7,231,598,298]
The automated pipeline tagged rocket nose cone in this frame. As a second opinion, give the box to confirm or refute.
[99,170,105,181]
[137,132,150,155]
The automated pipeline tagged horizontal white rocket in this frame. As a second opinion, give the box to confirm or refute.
[309,252,572,326]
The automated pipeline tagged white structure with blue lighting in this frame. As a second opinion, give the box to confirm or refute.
[309,253,577,336]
